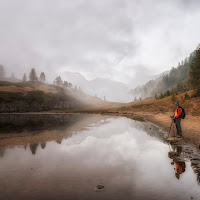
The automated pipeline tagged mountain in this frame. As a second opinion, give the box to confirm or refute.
[60,71,132,102]
[130,49,195,100]
[60,70,172,102]
[90,78,130,102]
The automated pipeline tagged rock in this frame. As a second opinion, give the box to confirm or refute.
[95,185,104,192]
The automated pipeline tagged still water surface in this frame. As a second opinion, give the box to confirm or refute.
[0,114,200,200]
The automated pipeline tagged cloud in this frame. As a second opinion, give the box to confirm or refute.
[0,0,200,85]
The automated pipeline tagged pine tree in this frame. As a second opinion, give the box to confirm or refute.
[63,81,69,88]
[39,72,46,83]
[74,85,78,92]
[68,82,73,89]
[29,68,38,82]
[0,65,5,79]
[78,87,83,93]
[22,73,27,82]
[11,72,15,80]
[54,76,63,86]
[189,44,200,96]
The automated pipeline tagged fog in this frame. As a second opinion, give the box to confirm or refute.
[0,0,200,101]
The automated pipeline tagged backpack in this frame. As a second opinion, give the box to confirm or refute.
[179,106,185,119]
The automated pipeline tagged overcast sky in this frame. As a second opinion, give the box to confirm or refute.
[0,0,200,85]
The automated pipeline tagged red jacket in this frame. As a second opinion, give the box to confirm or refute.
[175,107,182,119]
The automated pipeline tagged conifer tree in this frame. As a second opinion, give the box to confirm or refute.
[68,82,73,89]
[78,87,83,93]
[0,65,5,79]
[11,72,15,80]
[189,44,200,96]
[54,76,63,86]
[29,68,38,82]
[63,81,69,88]
[39,72,46,83]
[22,73,27,82]
[74,85,78,92]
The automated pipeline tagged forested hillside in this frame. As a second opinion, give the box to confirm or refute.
[130,44,200,100]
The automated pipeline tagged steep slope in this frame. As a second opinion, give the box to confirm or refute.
[130,50,195,99]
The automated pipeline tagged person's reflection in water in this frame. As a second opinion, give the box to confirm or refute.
[174,161,186,179]
[168,145,186,179]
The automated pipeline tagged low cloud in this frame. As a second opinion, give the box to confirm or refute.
[0,0,200,85]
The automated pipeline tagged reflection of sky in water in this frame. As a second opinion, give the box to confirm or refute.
[0,117,200,200]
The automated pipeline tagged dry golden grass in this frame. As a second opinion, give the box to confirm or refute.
[113,90,200,116]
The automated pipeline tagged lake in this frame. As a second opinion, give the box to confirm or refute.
[0,114,200,200]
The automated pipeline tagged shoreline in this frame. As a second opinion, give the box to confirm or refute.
[0,110,199,149]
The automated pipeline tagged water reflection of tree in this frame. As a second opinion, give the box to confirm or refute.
[0,149,5,158]
[0,114,85,134]
[30,143,39,155]
[23,144,27,150]
[40,142,46,149]
[56,139,62,144]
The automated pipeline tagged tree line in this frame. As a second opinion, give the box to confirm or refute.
[0,66,83,92]
[27,68,83,92]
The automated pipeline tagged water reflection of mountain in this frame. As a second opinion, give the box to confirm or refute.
[0,114,85,134]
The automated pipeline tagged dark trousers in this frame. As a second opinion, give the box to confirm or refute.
[175,118,182,136]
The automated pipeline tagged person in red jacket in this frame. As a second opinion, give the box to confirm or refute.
[174,101,182,138]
